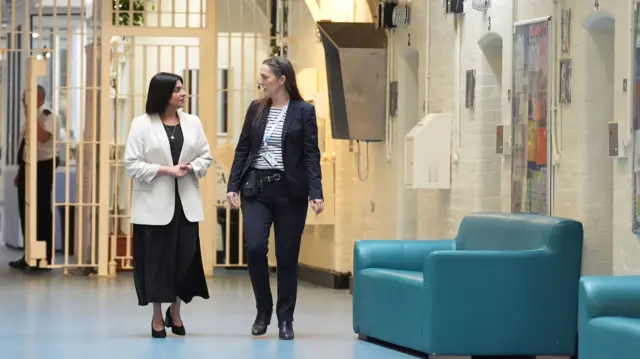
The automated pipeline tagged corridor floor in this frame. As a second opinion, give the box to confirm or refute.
[0,248,420,359]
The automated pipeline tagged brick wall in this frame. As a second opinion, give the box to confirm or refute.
[287,0,640,275]
[605,0,640,274]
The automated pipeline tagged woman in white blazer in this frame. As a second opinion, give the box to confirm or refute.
[124,72,213,339]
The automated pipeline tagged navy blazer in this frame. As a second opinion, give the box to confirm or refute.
[227,99,323,201]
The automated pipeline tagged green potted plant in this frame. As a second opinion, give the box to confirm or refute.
[112,0,154,26]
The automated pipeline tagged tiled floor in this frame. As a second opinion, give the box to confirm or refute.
[0,247,421,359]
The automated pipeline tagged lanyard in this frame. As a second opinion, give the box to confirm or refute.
[263,102,289,144]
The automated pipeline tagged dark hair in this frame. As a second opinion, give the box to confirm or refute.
[145,72,183,116]
[253,56,304,125]
[23,85,46,101]
[36,85,46,100]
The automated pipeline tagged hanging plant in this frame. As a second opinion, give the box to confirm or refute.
[112,0,154,26]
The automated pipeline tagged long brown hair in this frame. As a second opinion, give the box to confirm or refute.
[253,56,304,125]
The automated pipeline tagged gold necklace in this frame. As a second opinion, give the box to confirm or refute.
[163,123,177,140]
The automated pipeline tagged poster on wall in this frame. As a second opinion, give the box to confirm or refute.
[631,9,640,233]
[510,17,552,215]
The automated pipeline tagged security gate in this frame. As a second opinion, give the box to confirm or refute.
[1,0,293,276]
[0,0,216,276]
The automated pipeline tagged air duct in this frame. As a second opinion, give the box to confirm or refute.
[317,21,387,141]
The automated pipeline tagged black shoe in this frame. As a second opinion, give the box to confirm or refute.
[151,321,167,338]
[9,258,51,271]
[251,311,272,336]
[31,263,52,271]
[278,321,294,340]
[165,307,186,336]
[9,258,28,269]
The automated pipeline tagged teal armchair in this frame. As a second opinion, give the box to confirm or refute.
[353,212,583,357]
[578,275,640,359]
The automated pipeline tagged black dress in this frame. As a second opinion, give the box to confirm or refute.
[132,122,209,306]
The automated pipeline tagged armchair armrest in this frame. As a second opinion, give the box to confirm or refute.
[353,239,455,273]
[579,275,640,322]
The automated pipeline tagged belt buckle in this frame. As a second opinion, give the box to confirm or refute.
[273,174,281,181]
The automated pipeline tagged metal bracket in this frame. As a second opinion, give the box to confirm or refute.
[389,81,399,117]
[472,0,490,13]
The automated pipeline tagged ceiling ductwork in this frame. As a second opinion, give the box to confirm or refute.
[317,21,387,141]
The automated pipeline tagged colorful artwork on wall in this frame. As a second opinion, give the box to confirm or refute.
[510,18,552,215]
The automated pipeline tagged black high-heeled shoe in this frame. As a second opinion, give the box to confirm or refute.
[151,321,167,338]
[165,307,186,336]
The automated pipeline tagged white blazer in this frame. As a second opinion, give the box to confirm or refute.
[124,111,213,226]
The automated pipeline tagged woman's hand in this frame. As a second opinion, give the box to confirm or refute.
[310,199,324,215]
[226,192,240,209]
[171,165,188,177]
[161,165,188,177]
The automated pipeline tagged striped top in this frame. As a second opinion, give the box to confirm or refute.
[252,107,285,170]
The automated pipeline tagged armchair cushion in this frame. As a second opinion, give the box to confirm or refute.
[422,249,577,355]
[582,317,640,359]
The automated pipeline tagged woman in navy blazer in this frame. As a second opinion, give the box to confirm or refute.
[227,56,323,340]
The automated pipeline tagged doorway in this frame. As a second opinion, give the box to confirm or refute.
[478,32,503,211]
[397,47,419,239]
[582,12,615,274]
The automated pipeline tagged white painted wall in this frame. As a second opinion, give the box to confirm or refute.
[289,0,427,271]
[416,0,626,275]
[286,0,640,275]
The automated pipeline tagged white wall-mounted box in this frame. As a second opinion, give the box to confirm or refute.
[404,113,452,190]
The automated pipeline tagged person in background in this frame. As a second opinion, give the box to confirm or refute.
[226,56,324,340]
[9,85,59,271]
[124,72,213,339]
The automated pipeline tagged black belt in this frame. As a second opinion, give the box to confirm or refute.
[258,172,281,184]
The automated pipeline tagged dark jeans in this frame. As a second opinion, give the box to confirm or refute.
[240,169,309,322]
[17,158,56,266]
